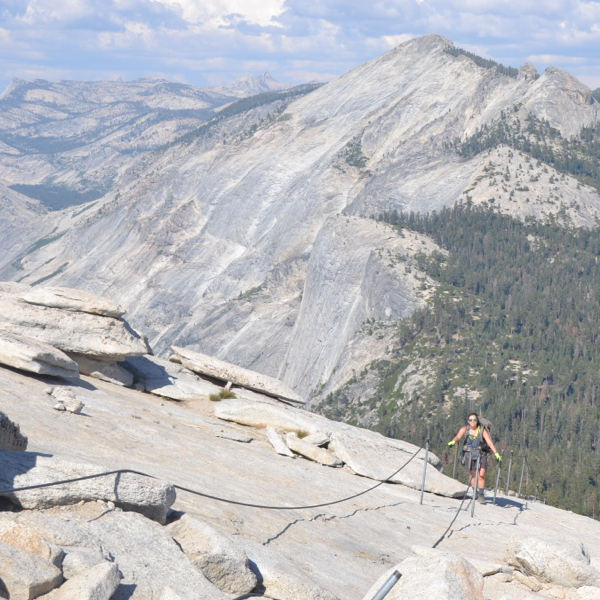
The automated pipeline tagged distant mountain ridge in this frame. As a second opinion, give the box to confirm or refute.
[0,73,295,209]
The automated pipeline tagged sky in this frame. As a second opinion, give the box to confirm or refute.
[1,0,599,94]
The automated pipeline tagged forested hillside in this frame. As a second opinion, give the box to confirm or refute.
[315,204,600,518]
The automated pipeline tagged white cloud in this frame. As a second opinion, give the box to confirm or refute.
[151,0,287,27]
[1,0,600,97]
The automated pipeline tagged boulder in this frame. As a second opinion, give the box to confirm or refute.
[0,331,79,379]
[168,514,257,594]
[67,354,133,387]
[361,546,484,600]
[285,432,343,467]
[328,429,463,497]
[0,286,149,360]
[214,398,333,435]
[122,355,221,400]
[240,539,339,600]
[0,539,63,600]
[0,410,28,451]
[507,537,600,589]
[171,346,304,404]
[84,510,225,600]
[47,562,122,600]
[19,286,126,318]
[266,426,295,457]
[0,520,64,567]
[62,546,110,579]
[0,451,176,524]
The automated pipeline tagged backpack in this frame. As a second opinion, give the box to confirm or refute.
[478,417,492,453]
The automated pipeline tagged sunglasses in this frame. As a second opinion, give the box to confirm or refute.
[467,418,477,422]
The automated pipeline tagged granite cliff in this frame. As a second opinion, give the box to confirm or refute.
[0,34,598,404]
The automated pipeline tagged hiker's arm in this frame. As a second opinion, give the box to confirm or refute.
[483,428,498,454]
[451,426,466,443]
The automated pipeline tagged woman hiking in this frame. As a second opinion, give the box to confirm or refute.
[448,412,502,504]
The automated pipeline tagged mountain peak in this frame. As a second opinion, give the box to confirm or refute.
[215,72,292,98]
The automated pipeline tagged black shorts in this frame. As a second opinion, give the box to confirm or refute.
[467,452,487,471]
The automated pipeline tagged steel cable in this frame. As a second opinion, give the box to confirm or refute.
[0,445,423,511]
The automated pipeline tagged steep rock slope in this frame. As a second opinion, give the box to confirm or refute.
[0,35,599,401]
[1,363,600,600]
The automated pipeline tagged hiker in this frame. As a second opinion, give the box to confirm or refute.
[447,413,501,504]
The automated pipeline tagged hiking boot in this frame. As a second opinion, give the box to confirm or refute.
[477,493,486,505]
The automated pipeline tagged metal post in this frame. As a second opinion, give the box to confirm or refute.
[420,440,429,505]
[493,463,501,505]
[471,453,481,518]
[369,571,402,600]
[452,443,458,479]
[518,460,525,498]
[505,451,513,495]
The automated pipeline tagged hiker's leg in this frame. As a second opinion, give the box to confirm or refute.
[478,467,487,490]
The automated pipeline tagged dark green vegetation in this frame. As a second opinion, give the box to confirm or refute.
[444,46,520,79]
[10,181,111,211]
[317,205,600,518]
[454,111,600,192]
[174,84,322,146]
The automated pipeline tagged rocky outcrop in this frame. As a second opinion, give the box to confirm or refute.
[0,332,79,379]
[285,432,343,467]
[168,514,257,594]
[45,562,122,600]
[507,537,600,589]
[171,346,304,404]
[361,546,484,600]
[20,287,126,318]
[0,283,149,360]
[265,426,295,457]
[0,539,63,600]
[122,354,222,400]
[0,519,64,567]
[0,452,175,523]
[0,410,28,451]
[213,397,463,496]
[0,504,227,600]
[84,510,225,600]
[328,429,464,497]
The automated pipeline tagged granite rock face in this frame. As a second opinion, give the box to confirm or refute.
[4,36,598,403]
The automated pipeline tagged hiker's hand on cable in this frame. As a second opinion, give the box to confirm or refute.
[495,452,502,462]
[447,440,456,447]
